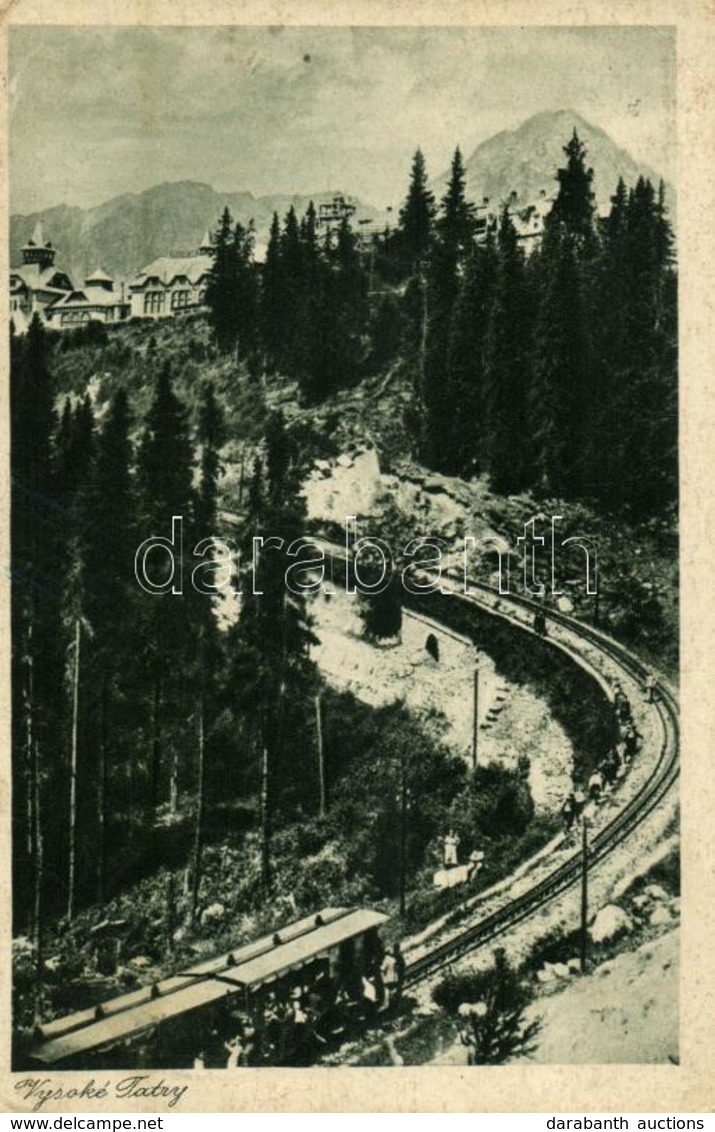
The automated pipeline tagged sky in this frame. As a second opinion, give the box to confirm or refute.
[9,25,676,215]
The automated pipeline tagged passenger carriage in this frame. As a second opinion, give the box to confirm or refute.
[27,906,389,1069]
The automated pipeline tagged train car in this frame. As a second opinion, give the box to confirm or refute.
[25,906,389,1070]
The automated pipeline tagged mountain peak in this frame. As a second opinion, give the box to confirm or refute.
[444,109,671,213]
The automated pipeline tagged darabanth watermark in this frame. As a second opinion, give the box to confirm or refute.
[134,514,598,599]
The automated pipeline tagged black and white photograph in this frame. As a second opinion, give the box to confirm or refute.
[6,13,694,1099]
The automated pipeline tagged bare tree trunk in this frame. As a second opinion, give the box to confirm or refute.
[260,738,270,892]
[169,746,178,815]
[166,871,176,957]
[23,630,34,864]
[189,698,205,925]
[170,674,185,815]
[32,737,44,1025]
[67,618,80,923]
[96,678,109,905]
[150,677,162,810]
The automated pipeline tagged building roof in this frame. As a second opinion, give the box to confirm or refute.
[30,906,388,1065]
[130,254,212,290]
[85,268,113,284]
[224,908,388,989]
[23,220,50,249]
[49,285,121,311]
[10,264,71,291]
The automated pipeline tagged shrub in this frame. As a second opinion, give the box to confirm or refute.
[433,948,540,1065]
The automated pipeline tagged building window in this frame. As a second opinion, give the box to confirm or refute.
[170,289,190,310]
[144,291,166,315]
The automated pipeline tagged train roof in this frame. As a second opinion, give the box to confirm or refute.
[30,906,388,1065]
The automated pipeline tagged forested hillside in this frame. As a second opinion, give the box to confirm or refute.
[10,128,677,1032]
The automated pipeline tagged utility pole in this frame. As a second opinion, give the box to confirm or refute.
[238,446,245,509]
[580,817,589,974]
[315,693,325,818]
[472,658,480,771]
[190,696,205,925]
[399,754,407,917]
[67,617,81,923]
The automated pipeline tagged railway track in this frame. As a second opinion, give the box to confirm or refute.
[314,540,679,986]
[404,582,679,985]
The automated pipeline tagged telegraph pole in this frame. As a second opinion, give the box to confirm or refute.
[315,693,325,818]
[472,659,480,771]
[580,817,589,974]
[67,618,81,923]
[399,756,407,917]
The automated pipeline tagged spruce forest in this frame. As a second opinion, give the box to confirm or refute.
[11,131,677,1034]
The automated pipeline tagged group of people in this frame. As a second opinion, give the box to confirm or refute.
[560,676,647,832]
[193,941,406,1068]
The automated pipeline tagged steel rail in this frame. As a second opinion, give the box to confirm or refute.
[314,540,679,985]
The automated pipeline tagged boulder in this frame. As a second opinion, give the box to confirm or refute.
[567,958,582,975]
[336,454,354,469]
[632,894,650,911]
[589,904,633,944]
[536,966,555,983]
[644,884,669,902]
[649,904,672,927]
[200,902,226,928]
[130,955,152,969]
[551,962,571,979]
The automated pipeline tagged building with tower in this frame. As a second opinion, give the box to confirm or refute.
[9,221,74,330]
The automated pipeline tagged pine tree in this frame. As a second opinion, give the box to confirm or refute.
[447,229,498,473]
[137,363,198,811]
[612,178,677,514]
[261,212,283,372]
[10,316,61,1005]
[531,132,597,497]
[205,207,237,354]
[333,215,367,384]
[437,146,476,260]
[187,382,225,922]
[232,220,258,362]
[482,209,532,493]
[547,129,596,254]
[195,382,225,534]
[227,412,317,887]
[467,949,540,1064]
[587,177,631,507]
[279,206,304,376]
[530,226,591,497]
[398,148,436,269]
[421,147,477,470]
[80,389,137,901]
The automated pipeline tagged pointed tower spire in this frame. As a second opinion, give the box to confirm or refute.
[23,220,56,268]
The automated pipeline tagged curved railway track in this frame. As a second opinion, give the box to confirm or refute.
[315,540,679,986]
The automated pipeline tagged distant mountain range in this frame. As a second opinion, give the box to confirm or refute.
[10,110,674,284]
[9,185,381,285]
